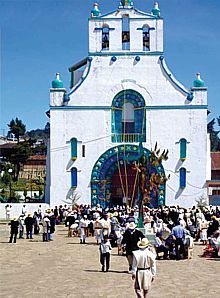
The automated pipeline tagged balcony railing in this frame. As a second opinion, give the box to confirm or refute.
[112,133,145,143]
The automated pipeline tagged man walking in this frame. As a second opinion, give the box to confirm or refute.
[131,238,156,298]
[122,222,144,273]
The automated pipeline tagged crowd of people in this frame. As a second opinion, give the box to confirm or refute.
[5,203,220,297]
[7,204,220,258]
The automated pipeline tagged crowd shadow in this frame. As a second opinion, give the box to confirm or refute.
[84,269,128,274]
[205,258,220,261]
[66,242,98,246]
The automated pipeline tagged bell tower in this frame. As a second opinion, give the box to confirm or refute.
[89,1,164,54]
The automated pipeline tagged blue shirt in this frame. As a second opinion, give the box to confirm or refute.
[171,225,186,239]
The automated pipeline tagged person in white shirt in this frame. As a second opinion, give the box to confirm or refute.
[99,236,112,272]
[131,238,156,298]
[5,204,11,219]
[21,205,27,217]
[79,215,89,244]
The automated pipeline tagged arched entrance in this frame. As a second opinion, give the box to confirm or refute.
[91,145,166,208]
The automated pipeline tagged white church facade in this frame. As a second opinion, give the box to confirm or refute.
[48,1,210,209]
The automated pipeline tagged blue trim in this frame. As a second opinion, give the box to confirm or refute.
[95,27,115,31]
[134,8,162,18]
[50,105,207,110]
[91,9,118,18]
[191,87,207,91]
[64,58,93,102]
[89,17,161,21]
[89,51,163,56]
[159,56,193,101]
[137,27,155,31]
[180,168,186,189]
[71,167,77,188]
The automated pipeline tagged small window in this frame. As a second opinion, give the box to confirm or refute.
[122,15,130,50]
[71,167,77,188]
[180,168,186,189]
[143,25,150,51]
[71,138,77,161]
[102,25,109,50]
[180,138,187,161]
[122,102,135,133]
[82,145,85,157]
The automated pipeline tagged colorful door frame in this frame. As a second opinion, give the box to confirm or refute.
[91,144,166,208]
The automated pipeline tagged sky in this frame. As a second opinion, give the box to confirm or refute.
[0,0,220,134]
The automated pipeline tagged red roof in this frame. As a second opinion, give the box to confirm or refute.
[0,143,17,149]
[29,155,46,160]
[211,152,220,170]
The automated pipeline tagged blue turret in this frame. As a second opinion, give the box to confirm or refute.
[193,73,205,88]
[152,2,160,17]
[91,2,101,18]
[52,73,63,88]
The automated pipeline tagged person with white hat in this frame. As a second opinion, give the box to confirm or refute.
[122,222,144,273]
[131,238,156,298]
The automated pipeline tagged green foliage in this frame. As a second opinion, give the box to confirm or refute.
[8,117,26,142]
[8,140,34,180]
[208,116,220,151]
[26,122,50,143]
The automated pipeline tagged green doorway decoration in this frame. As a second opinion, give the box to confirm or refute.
[91,144,167,208]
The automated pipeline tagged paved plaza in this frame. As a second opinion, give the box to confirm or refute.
[0,224,219,298]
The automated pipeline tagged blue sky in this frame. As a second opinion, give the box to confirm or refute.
[0,0,220,134]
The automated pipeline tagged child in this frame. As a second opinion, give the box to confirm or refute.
[100,236,112,272]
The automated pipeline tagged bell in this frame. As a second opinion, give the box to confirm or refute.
[144,41,149,48]
[143,33,149,48]
[122,32,129,42]
[102,34,109,48]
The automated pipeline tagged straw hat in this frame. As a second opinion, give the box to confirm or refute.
[137,238,150,249]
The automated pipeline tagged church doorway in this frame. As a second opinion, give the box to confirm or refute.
[91,145,166,208]
[110,164,138,206]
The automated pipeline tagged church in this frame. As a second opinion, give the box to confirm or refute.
[48,1,210,209]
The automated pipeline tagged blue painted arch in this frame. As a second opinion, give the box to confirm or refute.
[91,144,166,208]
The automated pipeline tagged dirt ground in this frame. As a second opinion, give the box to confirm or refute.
[0,224,219,298]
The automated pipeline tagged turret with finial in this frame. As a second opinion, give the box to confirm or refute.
[91,2,101,18]
[152,2,161,17]
[193,73,205,88]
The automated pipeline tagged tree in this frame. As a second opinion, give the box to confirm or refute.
[8,117,26,142]
[207,116,220,151]
[8,139,34,180]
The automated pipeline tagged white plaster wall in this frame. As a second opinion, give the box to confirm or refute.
[0,204,49,219]
[145,109,208,207]
[50,89,66,106]
[67,55,195,107]
[109,20,122,52]
[49,105,208,208]
[89,21,102,53]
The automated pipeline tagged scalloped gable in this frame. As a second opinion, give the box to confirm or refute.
[100,8,157,19]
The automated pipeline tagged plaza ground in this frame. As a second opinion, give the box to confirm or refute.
[0,224,219,298]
